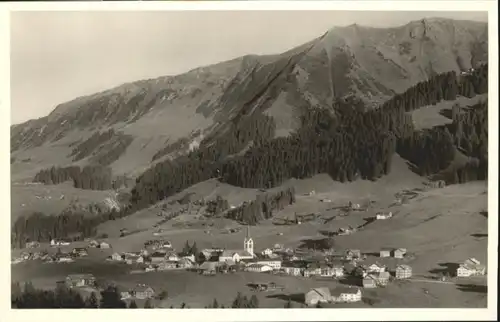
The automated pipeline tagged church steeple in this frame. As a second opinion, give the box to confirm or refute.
[243,225,254,256]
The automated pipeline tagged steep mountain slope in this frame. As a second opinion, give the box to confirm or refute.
[11,18,488,180]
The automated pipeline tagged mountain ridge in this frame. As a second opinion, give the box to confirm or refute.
[11,17,488,180]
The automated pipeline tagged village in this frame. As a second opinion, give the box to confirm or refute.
[13,204,487,308]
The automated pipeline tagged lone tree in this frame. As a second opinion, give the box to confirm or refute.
[144,299,154,308]
[128,300,138,308]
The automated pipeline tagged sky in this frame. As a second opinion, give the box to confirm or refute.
[10,10,488,124]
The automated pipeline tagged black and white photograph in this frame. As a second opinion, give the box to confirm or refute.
[2,1,497,320]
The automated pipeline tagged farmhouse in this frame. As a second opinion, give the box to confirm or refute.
[165,252,180,262]
[303,264,322,277]
[456,258,486,277]
[65,274,96,288]
[133,284,155,299]
[395,264,412,279]
[330,264,345,278]
[57,255,74,263]
[99,242,110,249]
[305,287,331,306]
[124,254,142,264]
[331,287,362,303]
[246,263,273,273]
[366,263,386,274]
[111,252,123,261]
[379,248,391,258]
[393,248,407,259]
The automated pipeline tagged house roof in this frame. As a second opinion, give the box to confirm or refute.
[307,287,331,300]
[397,264,412,270]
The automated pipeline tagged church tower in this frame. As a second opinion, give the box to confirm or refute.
[243,225,254,256]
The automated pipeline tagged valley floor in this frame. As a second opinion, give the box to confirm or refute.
[11,175,489,308]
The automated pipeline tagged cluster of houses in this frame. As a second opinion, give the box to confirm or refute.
[456,258,486,277]
[120,284,156,300]
[305,286,362,306]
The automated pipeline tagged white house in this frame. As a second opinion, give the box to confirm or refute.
[256,259,282,270]
[331,287,362,303]
[261,248,273,256]
[376,212,393,220]
[305,288,331,306]
[246,264,273,273]
[367,263,386,274]
[51,239,70,247]
[456,258,486,277]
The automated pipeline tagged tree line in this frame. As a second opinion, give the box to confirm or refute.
[33,165,113,190]
[225,187,296,225]
[12,282,262,309]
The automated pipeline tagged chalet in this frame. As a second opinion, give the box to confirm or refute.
[246,264,273,273]
[25,241,40,249]
[395,264,412,279]
[72,248,88,257]
[379,249,391,258]
[366,263,386,274]
[111,252,123,261]
[99,242,111,249]
[132,284,155,299]
[331,264,345,278]
[331,287,362,303]
[345,249,361,260]
[393,248,407,259]
[376,212,393,220]
[456,258,486,277]
[376,271,391,286]
[261,248,273,256]
[305,287,331,306]
[362,275,377,288]
[65,274,96,288]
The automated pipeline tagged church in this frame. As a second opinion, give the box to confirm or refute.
[218,226,255,263]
